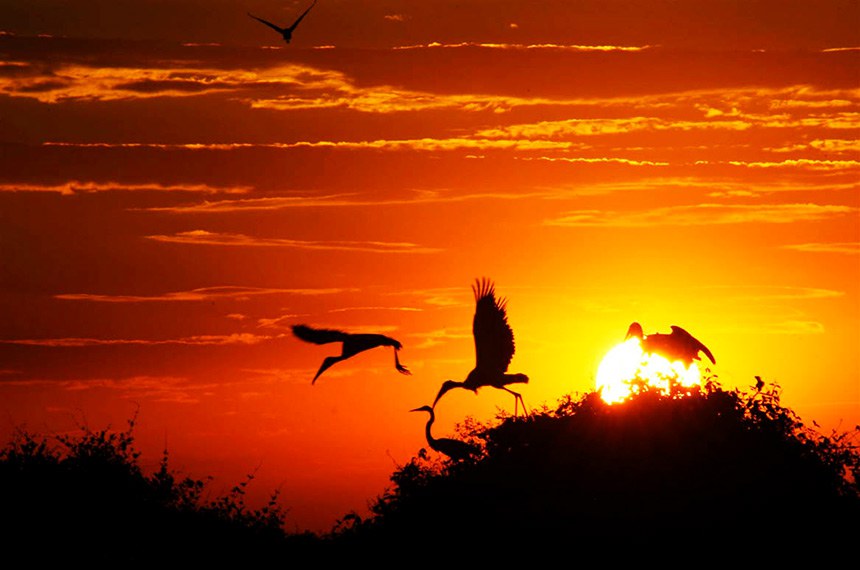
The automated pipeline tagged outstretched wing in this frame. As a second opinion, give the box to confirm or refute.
[248,12,285,34]
[288,0,317,31]
[472,278,515,373]
[671,326,716,364]
[291,324,348,345]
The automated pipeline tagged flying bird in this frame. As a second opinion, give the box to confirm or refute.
[410,405,481,462]
[291,324,411,384]
[625,322,716,367]
[432,278,529,415]
[248,0,317,44]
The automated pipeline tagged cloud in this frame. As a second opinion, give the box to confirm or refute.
[722,159,860,170]
[55,286,351,303]
[517,156,669,166]
[328,306,423,313]
[1,333,277,347]
[724,286,845,301]
[409,328,473,350]
[64,376,207,404]
[145,230,442,253]
[0,180,250,195]
[0,63,345,103]
[540,177,860,198]
[476,117,753,139]
[143,189,550,214]
[43,139,584,152]
[546,203,858,227]
[782,242,860,254]
[392,42,652,52]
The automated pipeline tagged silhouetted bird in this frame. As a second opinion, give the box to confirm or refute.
[625,322,716,367]
[432,278,529,415]
[410,405,481,461]
[291,324,411,384]
[248,0,317,44]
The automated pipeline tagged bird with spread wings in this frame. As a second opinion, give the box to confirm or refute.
[625,322,716,367]
[292,324,411,384]
[248,0,317,44]
[432,278,529,415]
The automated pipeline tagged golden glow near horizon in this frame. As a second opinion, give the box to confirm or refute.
[596,338,704,404]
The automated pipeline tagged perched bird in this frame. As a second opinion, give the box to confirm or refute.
[248,0,317,44]
[432,278,529,415]
[410,405,480,461]
[625,322,716,367]
[291,324,411,384]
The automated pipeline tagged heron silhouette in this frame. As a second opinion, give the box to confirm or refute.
[410,405,481,461]
[292,324,411,384]
[248,0,317,44]
[432,278,529,415]
[625,322,716,367]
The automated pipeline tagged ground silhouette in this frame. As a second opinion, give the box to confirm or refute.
[1,378,857,562]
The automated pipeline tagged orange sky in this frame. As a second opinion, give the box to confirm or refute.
[1,0,858,533]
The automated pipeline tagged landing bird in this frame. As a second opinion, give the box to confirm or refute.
[248,0,317,44]
[625,322,716,367]
[432,278,529,415]
[410,405,481,462]
[291,324,411,384]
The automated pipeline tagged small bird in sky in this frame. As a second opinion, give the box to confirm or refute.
[248,0,317,44]
[411,405,481,462]
[292,324,411,384]
[625,322,716,367]
[432,278,529,416]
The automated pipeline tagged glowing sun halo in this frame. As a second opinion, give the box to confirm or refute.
[596,338,703,404]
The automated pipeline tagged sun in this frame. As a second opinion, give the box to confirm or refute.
[596,337,703,404]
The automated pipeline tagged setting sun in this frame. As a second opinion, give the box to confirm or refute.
[596,337,705,404]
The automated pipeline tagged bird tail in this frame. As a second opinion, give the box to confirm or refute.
[291,324,348,345]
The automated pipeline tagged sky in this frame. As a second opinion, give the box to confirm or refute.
[0,0,858,533]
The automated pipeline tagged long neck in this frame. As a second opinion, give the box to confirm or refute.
[424,410,436,446]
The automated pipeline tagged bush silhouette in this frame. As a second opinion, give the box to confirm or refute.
[2,379,858,561]
[328,379,859,557]
[0,414,319,563]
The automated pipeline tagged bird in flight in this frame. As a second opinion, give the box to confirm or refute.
[432,278,529,416]
[292,324,411,384]
[248,0,317,44]
[411,405,481,462]
[625,322,716,367]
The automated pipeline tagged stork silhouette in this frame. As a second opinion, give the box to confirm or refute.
[432,278,529,415]
[410,405,481,462]
[625,322,716,367]
[292,324,411,384]
[248,0,317,44]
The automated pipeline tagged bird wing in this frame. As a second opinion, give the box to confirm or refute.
[671,326,716,364]
[291,324,348,345]
[248,13,285,34]
[287,0,317,31]
[472,278,515,373]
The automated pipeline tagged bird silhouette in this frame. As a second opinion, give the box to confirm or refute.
[410,405,481,461]
[432,278,529,415]
[625,322,716,367]
[248,0,317,44]
[292,324,411,384]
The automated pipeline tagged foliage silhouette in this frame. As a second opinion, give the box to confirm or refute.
[2,378,857,561]
[328,378,859,557]
[0,414,320,563]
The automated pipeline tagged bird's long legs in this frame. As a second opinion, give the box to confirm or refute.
[503,388,528,417]
[393,349,411,375]
[312,355,343,384]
